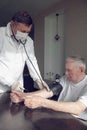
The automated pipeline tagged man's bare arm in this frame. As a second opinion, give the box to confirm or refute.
[24,96,86,116]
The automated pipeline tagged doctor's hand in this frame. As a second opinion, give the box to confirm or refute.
[11,82,23,92]
[35,80,50,91]
[10,91,25,103]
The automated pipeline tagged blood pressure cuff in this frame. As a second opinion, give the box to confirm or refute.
[48,81,63,96]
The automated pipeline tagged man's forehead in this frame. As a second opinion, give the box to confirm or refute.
[66,59,75,63]
[66,60,75,65]
[16,23,32,32]
[65,60,75,69]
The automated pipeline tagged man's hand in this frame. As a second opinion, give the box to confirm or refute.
[10,91,25,103]
[11,82,23,92]
[24,95,45,109]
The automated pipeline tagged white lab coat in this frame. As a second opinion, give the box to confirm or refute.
[0,22,42,92]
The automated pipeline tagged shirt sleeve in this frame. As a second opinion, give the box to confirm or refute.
[0,28,4,52]
[78,86,87,107]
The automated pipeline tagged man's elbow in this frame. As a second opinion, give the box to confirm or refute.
[75,102,86,116]
[76,110,83,116]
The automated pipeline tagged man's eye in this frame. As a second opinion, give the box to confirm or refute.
[21,31,24,33]
[67,70,71,72]
[21,31,27,33]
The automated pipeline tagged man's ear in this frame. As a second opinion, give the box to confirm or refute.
[10,21,15,26]
[80,66,85,73]
[10,21,17,34]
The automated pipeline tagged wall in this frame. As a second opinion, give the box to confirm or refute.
[34,17,45,77]
[65,0,87,59]
[44,12,65,80]
[34,0,87,77]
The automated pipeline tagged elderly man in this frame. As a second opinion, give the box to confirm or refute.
[11,56,87,120]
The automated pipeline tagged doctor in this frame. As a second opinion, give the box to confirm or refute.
[0,10,49,93]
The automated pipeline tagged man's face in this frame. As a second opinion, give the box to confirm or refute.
[11,21,32,34]
[65,60,82,83]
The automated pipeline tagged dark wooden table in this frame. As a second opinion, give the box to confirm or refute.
[0,92,87,130]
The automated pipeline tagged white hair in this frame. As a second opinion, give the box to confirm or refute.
[66,55,86,70]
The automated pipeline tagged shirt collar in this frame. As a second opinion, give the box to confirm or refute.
[6,22,13,37]
[5,22,22,47]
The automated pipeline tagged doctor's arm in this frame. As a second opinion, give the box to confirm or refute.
[11,81,62,103]
[26,56,50,91]
[10,88,53,103]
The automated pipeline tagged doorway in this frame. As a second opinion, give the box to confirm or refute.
[44,10,65,81]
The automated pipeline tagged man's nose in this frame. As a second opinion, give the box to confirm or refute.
[65,71,68,76]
